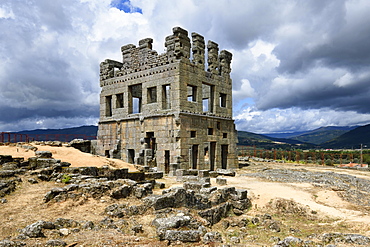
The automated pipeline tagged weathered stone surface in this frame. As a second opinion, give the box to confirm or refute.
[110,185,131,199]
[198,202,231,225]
[45,239,67,246]
[44,187,66,203]
[0,170,16,178]
[321,233,370,245]
[19,221,46,238]
[163,230,201,242]
[152,216,191,229]
[0,155,13,165]
[54,218,80,229]
[183,182,210,193]
[216,169,236,177]
[275,236,303,247]
[185,191,211,210]
[35,151,53,158]
[0,239,26,246]
[145,187,186,210]
[0,179,17,197]
[203,231,223,244]
[81,221,94,230]
[216,177,227,185]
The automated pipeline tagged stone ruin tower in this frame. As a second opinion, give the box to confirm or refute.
[97,27,238,174]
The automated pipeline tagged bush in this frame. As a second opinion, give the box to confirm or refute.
[61,174,72,184]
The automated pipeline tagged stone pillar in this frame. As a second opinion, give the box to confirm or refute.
[207,41,219,74]
[121,44,136,69]
[165,27,190,60]
[219,50,232,75]
[191,32,205,69]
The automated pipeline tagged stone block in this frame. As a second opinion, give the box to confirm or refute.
[164,230,201,242]
[35,151,53,158]
[198,170,209,178]
[209,171,218,178]
[216,178,227,185]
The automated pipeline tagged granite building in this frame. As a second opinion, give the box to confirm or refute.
[97,27,237,173]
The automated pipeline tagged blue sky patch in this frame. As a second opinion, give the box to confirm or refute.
[110,0,142,13]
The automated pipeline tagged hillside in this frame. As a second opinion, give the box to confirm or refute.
[16,125,98,136]
[323,124,370,149]
[265,126,356,145]
[7,124,369,150]
[289,126,356,145]
[237,131,317,150]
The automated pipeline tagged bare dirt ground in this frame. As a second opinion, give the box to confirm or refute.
[234,163,370,226]
[0,144,137,171]
[1,144,370,246]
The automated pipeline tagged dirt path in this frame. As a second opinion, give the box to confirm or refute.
[226,175,370,225]
[0,144,137,171]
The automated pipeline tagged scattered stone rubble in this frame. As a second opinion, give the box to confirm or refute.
[2,148,370,246]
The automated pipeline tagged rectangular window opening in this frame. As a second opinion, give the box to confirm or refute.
[202,98,209,112]
[190,131,196,138]
[116,93,124,108]
[220,93,227,108]
[162,85,171,109]
[202,83,214,112]
[223,133,228,138]
[105,96,112,117]
[147,86,157,104]
[208,128,214,135]
[129,84,142,114]
[187,85,197,102]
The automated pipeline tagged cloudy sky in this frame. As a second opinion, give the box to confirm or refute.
[1,0,370,134]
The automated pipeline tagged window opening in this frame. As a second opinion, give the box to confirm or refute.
[190,131,196,138]
[187,85,197,102]
[105,96,112,117]
[116,93,124,108]
[220,93,227,107]
[223,133,228,138]
[162,85,171,109]
[208,128,214,135]
[147,87,157,103]
[202,83,214,112]
[203,98,209,112]
[129,84,142,114]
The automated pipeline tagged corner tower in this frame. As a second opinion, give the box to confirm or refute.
[97,27,237,173]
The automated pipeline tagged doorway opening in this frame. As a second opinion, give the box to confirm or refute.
[128,149,135,164]
[221,145,228,169]
[165,150,170,174]
[191,145,199,169]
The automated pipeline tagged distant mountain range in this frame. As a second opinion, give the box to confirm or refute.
[264,126,358,145]
[8,124,370,149]
[246,125,369,149]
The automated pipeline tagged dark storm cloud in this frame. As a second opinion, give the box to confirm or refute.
[1,0,370,133]
[0,0,103,131]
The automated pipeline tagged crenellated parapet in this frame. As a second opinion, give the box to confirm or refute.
[99,27,232,80]
[191,32,205,69]
[165,27,191,59]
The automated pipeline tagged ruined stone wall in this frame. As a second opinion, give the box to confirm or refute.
[97,27,237,172]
